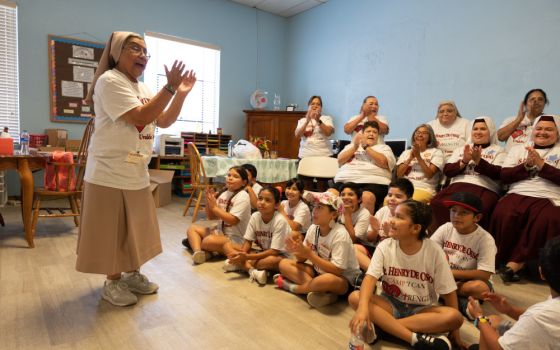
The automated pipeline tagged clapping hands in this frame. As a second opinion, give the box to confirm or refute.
[164,60,197,94]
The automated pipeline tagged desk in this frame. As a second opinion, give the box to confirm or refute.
[202,156,298,183]
[0,155,47,247]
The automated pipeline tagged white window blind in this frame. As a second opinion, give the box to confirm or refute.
[0,0,19,139]
[144,32,220,136]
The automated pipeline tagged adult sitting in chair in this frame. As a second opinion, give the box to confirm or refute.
[332,121,395,214]
[490,115,560,284]
[430,116,506,232]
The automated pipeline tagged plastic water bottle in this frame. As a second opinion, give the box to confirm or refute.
[227,139,234,157]
[20,130,29,155]
[348,328,364,350]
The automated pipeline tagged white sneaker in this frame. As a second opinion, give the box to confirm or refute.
[192,250,210,264]
[101,280,138,306]
[222,259,242,272]
[121,272,159,295]
[306,292,338,308]
[249,269,268,285]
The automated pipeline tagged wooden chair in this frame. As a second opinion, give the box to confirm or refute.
[30,118,94,238]
[183,142,221,222]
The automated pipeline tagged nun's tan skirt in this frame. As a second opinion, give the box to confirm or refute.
[76,181,162,275]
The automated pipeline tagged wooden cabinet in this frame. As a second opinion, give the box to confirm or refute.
[244,110,306,159]
[150,155,191,196]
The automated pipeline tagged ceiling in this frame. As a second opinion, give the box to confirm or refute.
[230,0,327,17]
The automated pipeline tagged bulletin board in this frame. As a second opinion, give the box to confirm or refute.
[48,35,105,123]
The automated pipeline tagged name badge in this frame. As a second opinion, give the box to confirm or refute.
[125,152,145,164]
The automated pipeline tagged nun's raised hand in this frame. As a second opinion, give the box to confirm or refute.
[164,60,186,90]
[178,70,197,94]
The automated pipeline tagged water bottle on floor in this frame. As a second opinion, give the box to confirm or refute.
[349,328,364,350]
[20,130,29,155]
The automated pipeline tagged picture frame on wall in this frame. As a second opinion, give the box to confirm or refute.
[286,105,295,111]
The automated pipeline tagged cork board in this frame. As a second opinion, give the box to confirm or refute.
[48,35,104,123]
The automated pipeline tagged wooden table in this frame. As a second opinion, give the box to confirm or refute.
[0,154,47,247]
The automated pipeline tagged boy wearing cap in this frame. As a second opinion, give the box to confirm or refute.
[431,192,497,320]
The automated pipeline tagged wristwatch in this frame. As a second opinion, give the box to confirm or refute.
[164,83,176,95]
[474,316,490,328]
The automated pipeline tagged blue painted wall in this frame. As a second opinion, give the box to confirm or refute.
[285,0,560,142]
[9,0,287,194]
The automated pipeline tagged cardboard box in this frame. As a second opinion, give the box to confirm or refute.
[65,139,82,152]
[148,169,175,207]
[45,129,68,147]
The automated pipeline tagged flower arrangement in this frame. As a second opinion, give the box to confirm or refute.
[250,136,271,152]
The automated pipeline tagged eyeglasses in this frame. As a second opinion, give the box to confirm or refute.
[127,44,151,60]
[414,131,429,135]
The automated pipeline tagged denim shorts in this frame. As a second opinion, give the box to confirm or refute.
[381,292,432,319]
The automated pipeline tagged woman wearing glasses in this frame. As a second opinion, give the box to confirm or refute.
[76,31,197,307]
[395,124,444,203]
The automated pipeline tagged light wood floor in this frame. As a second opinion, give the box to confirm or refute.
[0,197,550,350]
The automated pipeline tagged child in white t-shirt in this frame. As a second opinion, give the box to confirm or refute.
[431,192,497,320]
[355,178,414,270]
[278,178,311,233]
[349,200,464,350]
[220,186,291,285]
[184,166,251,264]
[467,236,560,350]
[339,183,370,244]
[276,192,361,308]
[241,163,262,210]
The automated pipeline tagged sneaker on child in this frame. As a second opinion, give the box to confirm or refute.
[306,292,338,308]
[192,250,211,264]
[413,333,452,350]
[222,259,242,272]
[101,280,138,307]
[121,271,159,294]
[249,269,268,285]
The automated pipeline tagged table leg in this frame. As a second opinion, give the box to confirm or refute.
[18,159,34,248]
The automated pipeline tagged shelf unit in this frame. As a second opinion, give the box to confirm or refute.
[149,132,233,197]
[180,132,232,156]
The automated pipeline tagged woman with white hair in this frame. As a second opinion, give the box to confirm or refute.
[395,124,444,203]
[76,31,196,306]
[430,116,506,231]
[427,100,470,161]
[491,115,560,283]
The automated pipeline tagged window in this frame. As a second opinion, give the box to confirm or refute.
[0,0,19,138]
[144,32,220,136]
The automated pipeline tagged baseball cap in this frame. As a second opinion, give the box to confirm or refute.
[442,192,482,213]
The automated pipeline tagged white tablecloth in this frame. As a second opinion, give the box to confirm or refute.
[201,156,298,183]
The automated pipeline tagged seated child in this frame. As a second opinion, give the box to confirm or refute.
[349,200,464,350]
[275,191,361,308]
[467,236,560,350]
[241,163,262,210]
[339,183,370,244]
[183,166,251,264]
[355,178,414,270]
[431,192,497,320]
[278,178,311,234]
[221,186,291,285]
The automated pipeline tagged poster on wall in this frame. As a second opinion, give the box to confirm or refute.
[48,35,105,123]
